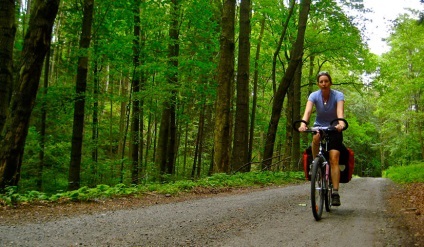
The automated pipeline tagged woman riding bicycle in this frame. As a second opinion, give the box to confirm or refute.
[298,71,345,206]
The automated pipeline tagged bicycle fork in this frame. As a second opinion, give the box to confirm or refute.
[322,160,333,198]
[323,161,329,181]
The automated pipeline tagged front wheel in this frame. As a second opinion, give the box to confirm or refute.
[311,157,324,221]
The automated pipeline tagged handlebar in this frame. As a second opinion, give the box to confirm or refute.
[292,118,349,133]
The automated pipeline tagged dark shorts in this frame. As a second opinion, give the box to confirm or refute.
[323,131,344,152]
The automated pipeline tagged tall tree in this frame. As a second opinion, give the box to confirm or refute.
[213,0,236,173]
[262,0,311,170]
[91,40,100,186]
[283,63,302,170]
[291,61,302,169]
[156,0,180,177]
[37,48,52,191]
[0,0,16,131]
[139,0,147,181]
[249,16,265,165]
[231,0,251,172]
[131,0,141,184]
[191,99,206,178]
[0,0,60,190]
[68,0,95,191]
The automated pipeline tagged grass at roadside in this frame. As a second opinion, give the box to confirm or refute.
[382,162,424,183]
[0,171,305,206]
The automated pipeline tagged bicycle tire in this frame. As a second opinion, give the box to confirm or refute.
[311,157,324,221]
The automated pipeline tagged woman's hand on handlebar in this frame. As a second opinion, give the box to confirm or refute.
[298,123,308,132]
[335,120,346,132]
[293,119,310,132]
[335,124,344,132]
[330,118,349,132]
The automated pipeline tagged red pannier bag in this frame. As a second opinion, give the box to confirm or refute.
[339,147,355,183]
[302,147,313,181]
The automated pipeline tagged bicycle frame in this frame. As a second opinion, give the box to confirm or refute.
[310,129,333,220]
[316,130,333,214]
[317,129,331,183]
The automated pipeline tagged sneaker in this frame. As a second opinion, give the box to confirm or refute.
[331,193,341,206]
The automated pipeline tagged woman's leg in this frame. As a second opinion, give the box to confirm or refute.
[312,133,320,158]
[329,150,340,190]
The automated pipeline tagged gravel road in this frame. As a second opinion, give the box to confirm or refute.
[0,177,412,246]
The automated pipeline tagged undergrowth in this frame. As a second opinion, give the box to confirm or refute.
[382,162,424,183]
[0,171,304,206]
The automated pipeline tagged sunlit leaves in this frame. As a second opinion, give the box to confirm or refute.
[374,15,424,165]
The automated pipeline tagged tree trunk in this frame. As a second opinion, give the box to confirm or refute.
[91,40,99,186]
[107,66,115,177]
[169,100,177,174]
[262,0,311,170]
[0,0,16,131]
[291,62,302,170]
[283,76,294,170]
[167,0,179,176]
[120,91,131,183]
[249,16,265,165]
[131,0,141,184]
[118,77,129,183]
[156,0,179,178]
[196,105,205,178]
[283,63,302,171]
[37,48,51,191]
[68,0,94,191]
[145,107,153,168]
[213,0,235,174]
[191,119,200,178]
[192,103,206,178]
[139,0,146,180]
[0,0,60,190]
[156,106,170,176]
[231,0,251,173]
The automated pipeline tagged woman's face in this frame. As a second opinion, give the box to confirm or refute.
[318,75,332,90]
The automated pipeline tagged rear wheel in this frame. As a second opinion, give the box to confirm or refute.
[311,157,324,221]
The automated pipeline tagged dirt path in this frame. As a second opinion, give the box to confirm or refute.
[0,178,419,246]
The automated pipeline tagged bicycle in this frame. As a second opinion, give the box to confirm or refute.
[293,118,348,221]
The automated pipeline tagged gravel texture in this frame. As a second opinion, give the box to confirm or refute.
[0,177,422,246]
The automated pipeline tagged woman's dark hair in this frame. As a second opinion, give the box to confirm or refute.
[317,71,332,84]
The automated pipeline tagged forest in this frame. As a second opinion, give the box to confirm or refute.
[0,0,423,194]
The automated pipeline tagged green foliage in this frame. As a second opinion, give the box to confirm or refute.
[383,162,424,183]
[0,172,304,206]
[7,0,422,197]
[372,16,424,167]
[1,187,19,205]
